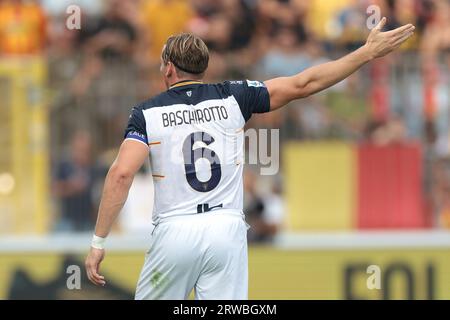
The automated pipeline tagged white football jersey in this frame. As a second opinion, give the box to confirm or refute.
[124,80,270,223]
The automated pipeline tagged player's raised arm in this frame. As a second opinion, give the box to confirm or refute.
[264,17,415,111]
[85,139,149,286]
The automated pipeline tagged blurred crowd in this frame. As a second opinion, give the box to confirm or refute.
[0,0,449,237]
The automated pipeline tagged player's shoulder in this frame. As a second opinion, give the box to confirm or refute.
[219,80,245,90]
[221,79,267,92]
[205,80,249,98]
[201,81,265,101]
[133,91,174,112]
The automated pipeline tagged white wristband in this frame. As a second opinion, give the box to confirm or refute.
[91,234,106,249]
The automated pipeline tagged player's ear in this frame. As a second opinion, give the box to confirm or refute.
[165,62,174,78]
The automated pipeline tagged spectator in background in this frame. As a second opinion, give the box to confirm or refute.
[72,0,137,97]
[260,176,285,240]
[187,0,234,83]
[421,0,450,55]
[363,116,407,145]
[52,131,100,232]
[260,0,308,43]
[258,25,311,78]
[331,0,367,51]
[244,170,284,243]
[187,0,260,81]
[140,0,193,62]
[189,0,257,52]
[137,0,193,93]
[243,169,266,243]
[70,0,139,150]
[79,0,136,59]
[188,0,225,51]
[0,0,47,55]
[47,14,83,154]
[222,0,257,51]
[304,0,352,41]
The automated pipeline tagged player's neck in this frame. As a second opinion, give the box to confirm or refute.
[168,78,204,89]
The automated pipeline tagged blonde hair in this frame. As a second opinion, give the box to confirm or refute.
[162,33,209,75]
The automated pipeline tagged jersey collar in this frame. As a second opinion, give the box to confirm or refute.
[169,80,203,89]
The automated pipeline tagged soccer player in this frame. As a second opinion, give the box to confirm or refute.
[85,17,414,299]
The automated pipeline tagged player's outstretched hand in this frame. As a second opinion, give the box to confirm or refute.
[85,247,106,286]
[365,17,415,59]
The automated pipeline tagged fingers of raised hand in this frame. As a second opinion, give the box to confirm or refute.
[387,24,415,38]
[392,31,414,47]
[374,17,387,31]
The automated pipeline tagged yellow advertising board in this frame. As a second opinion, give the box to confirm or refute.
[1,247,449,299]
[284,142,356,230]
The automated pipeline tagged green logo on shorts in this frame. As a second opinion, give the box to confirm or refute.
[150,269,168,289]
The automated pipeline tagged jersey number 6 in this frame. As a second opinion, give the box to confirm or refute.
[182,131,222,192]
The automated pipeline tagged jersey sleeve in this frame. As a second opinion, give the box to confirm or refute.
[124,106,148,146]
[226,80,271,121]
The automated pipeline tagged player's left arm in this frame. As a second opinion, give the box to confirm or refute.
[265,17,415,111]
[85,139,149,286]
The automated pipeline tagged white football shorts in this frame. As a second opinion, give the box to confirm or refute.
[135,210,249,300]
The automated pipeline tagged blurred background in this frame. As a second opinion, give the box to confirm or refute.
[0,0,450,299]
